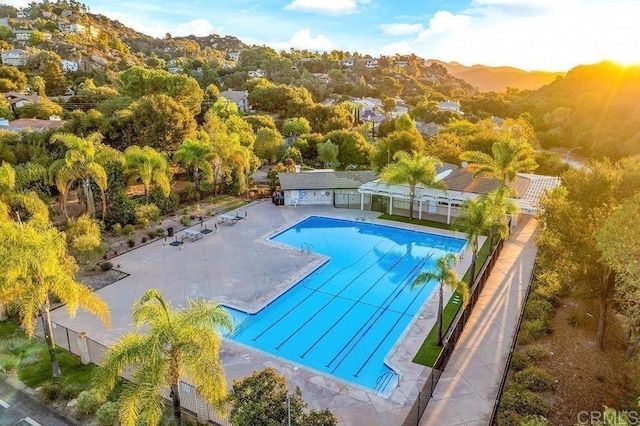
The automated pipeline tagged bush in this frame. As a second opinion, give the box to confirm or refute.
[40,381,63,402]
[96,401,119,425]
[521,414,549,425]
[104,192,138,229]
[500,387,549,417]
[123,224,135,235]
[61,383,81,400]
[510,351,532,372]
[100,261,113,272]
[67,215,102,253]
[141,236,148,244]
[496,409,521,426]
[149,188,179,215]
[155,228,165,237]
[76,389,107,415]
[112,223,123,235]
[180,216,191,226]
[514,366,555,392]
[519,319,552,344]
[135,204,161,227]
[127,238,135,248]
[524,299,554,322]
[526,345,549,361]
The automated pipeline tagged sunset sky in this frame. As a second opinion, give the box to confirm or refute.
[5,0,640,71]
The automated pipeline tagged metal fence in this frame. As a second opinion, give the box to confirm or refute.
[487,262,537,425]
[35,319,231,426]
[402,239,505,426]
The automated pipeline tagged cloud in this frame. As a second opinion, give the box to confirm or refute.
[173,18,218,37]
[380,41,414,56]
[272,29,333,51]
[283,0,359,15]
[0,0,30,8]
[409,0,640,71]
[380,23,424,36]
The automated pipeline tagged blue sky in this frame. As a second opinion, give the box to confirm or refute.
[7,0,640,71]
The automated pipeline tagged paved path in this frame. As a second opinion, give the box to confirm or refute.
[0,380,74,426]
[419,216,539,426]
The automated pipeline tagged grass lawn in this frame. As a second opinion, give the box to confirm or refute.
[412,237,493,366]
[18,345,95,389]
[378,214,452,230]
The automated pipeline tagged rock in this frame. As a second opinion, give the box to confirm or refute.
[91,55,107,66]
[67,398,77,408]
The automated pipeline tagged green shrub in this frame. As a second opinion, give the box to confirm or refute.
[67,215,102,253]
[96,401,119,425]
[510,351,532,372]
[514,366,555,392]
[135,204,160,226]
[112,223,123,235]
[496,408,521,426]
[180,216,191,226]
[155,228,165,237]
[104,192,138,229]
[60,383,81,400]
[76,389,107,415]
[123,224,135,235]
[521,414,549,425]
[100,261,113,272]
[500,387,549,417]
[0,353,20,373]
[40,381,63,402]
[149,188,179,215]
[526,345,549,361]
[523,299,554,322]
[519,319,552,344]
[127,238,135,248]
[567,308,589,327]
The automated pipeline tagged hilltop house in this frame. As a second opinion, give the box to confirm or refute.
[438,100,463,114]
[219,90,249,112]
[1,49,28,66]
[12,29,33,41]
[61,60,79,72]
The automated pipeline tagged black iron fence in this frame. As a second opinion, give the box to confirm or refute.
[402,239,505,426]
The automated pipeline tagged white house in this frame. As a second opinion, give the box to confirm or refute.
[58,22,86,34]
[61,59,78,72]
[13,29,32,41]
[365,60,378,68]
[16,11,27,19]
[438,100,463,114]
[1,49,28,66]
[248,69,265,78]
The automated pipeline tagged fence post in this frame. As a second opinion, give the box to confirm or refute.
[194,394,209,424]
[77,332,91,365]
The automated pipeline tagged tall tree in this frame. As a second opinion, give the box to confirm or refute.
[378,151,444,219]
[93,289,233,426]
[173,138,214,192]
[461,137,538,186]
[412,253,468,346]
[124,146,171,204]
[0,219,110,378]
[49,133,123,218]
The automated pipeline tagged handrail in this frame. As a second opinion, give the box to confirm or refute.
[300,242,313,253]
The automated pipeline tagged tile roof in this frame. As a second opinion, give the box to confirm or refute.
[279,171,378,190]
[6,118,67,130]
[442,168,530,198]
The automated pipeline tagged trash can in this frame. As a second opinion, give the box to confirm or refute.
[167,227,174,237]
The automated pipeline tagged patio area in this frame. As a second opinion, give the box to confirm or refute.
[49,200,478,425]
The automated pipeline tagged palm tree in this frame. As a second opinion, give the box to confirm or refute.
[124,145,171,204]
[0,162,49,224]
[49,133,123,218]
[412,253,469,346]
[454,197,496,287]
[173,138,214,193]
[378,151,444,219]
[482,186,519,247]
[461,137,537,186]
[0,220,111,378]
[93,289,233,426]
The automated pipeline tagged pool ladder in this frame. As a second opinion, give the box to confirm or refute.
[300,242,313,253]
[374,371,399,393]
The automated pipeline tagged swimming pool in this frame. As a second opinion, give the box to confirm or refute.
[227,216,466,394]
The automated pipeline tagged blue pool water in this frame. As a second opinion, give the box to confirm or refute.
[227,216,466,394]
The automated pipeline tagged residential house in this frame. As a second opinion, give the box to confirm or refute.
[416,121,440,137]
[342,59,354,67]
[0,117,67,132]
[278,170,378,207]
[395,60,408,68]
[438,100,463,114]
[58,22,86,34]
[228,51,241,61]
[0,18,9,27]
[311,73,331,83]
[248,69,265,78]
[61,59,79,72]
[1,49,28,66]
[3,92,40,112]
[16,11,27,19]
[13,29,33,41]
[365,59,378,68]
[219,90,249,112]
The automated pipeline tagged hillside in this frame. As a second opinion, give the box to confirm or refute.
[425,60,564,92]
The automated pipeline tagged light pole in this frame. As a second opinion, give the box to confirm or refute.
[566,146,582,163]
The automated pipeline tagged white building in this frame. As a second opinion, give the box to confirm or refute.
[61,59,78,72]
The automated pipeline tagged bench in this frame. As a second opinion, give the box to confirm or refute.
[218,214,239,226]
[182,229,203,241]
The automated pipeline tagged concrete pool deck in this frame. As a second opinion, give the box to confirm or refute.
[50,201,486,425]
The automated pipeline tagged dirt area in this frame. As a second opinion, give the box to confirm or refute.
[534,298,639,424]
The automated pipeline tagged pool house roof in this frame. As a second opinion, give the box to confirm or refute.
[357,169,561,215]
[279,170,378,190]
